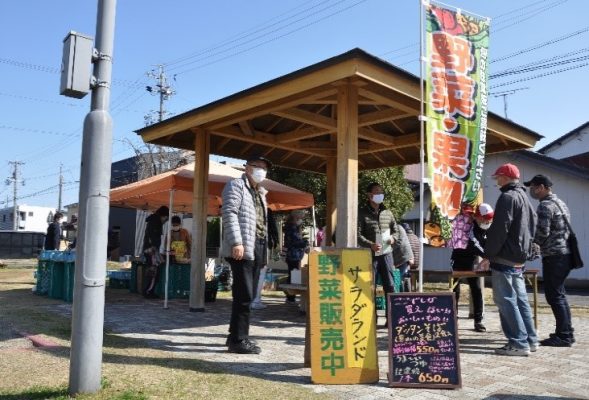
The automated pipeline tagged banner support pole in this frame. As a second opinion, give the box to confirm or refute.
[418,0,427,293]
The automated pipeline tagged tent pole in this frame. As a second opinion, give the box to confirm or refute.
[164,189,175,309]
[311,205,316,246]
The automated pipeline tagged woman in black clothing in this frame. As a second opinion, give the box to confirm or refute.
[451,203,494,332]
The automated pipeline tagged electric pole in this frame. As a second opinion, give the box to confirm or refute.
[145,65,175,124]
[58,163,63,212]
[67,0,117,394]
[7,161,24,230]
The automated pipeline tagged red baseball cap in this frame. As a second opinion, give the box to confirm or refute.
[491,163,520,179]
[475,203,494,220]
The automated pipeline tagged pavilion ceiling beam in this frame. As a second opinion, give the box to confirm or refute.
[293,141,368,151]
[218,137,232,149]
[358,127,395,145]
[273,108,337,130]
[275,125,333,143]
[357,87,418,115]
[206,125,332,158]
[239,142,255,156]
[358,108,413,127]
[280,152,295,163]
[238,121,255,136]
[297,154,315,167]
[370,152,385,165]
[206,87,339,130]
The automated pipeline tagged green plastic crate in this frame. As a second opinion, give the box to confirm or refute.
[48,262,65,299]
[35,260,51,295]
[63,262,75,302]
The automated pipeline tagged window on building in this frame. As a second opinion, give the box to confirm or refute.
[28,212,34,217]
[2,215,5,222]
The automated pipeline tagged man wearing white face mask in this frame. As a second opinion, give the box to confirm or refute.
[221,155,272,354]
[358,182,397,328]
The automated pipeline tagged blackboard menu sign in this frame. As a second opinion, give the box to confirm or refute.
[387,292,461,389]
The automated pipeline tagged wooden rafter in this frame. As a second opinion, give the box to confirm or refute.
[357,87,418,115]
[276,125,332,143]
[358,108,413,127]
[206,125,332,158]
[238,121,254,136]
[273,107,337,130]
[205,87,339,131]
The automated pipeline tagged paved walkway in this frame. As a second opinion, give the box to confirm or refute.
[44,289,589,400]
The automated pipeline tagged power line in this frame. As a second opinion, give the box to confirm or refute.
[492,26,589,63]
[490,61,589,89]
[164,0,332,68]
[173,0,369,77]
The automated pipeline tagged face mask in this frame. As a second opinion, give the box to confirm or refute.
[172,226,181,232]
[372,194,384,204]
[479,221,492,230]
[250,167,267,184]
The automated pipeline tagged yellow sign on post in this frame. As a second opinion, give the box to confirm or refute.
[309,248,379,384]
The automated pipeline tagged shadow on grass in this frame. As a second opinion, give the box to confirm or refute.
[0,386,69,400]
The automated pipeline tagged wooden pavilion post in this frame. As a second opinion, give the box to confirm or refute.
[190,128,210,311]
[335,81,358,247]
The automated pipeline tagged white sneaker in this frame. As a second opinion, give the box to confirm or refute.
[494,344,530,357]
[251,302,267,310]
[529,342,538,352]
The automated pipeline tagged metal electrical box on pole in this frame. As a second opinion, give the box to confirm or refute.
[63,0,117,395]
[60,31,94,99]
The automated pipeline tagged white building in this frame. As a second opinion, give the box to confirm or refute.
[404,148,589,285]
[0,205,56,232]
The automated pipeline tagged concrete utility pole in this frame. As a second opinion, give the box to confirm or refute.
[57,163,64,212]
[68,0,117,395]
[8,161,24,230]
[146,65,175,123]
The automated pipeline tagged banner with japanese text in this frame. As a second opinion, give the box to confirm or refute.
[309,248,379,384]
[425,3,490,229]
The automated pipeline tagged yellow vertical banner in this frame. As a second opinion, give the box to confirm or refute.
[309,248,379,384]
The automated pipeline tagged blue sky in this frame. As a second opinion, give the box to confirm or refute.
[1,0,587,209]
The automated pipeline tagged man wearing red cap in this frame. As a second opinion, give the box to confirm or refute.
[484,163,539,356]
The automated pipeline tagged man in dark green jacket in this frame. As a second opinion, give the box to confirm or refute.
[358,182,397,326]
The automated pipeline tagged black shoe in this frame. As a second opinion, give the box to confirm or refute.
[549,333,576,344]
[474,322,487,332]
[228,339,261,354]
[540,336,572,347]
[226,335,257,347]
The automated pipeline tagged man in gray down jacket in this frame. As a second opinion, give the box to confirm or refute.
[221,156,272,354]
[358,182,397,327]
[484,163,539,356]
[525,174,576,347]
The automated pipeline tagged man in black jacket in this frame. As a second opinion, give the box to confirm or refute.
[44,212,64,250]
[484,163,538,357]
[525,174,576,347]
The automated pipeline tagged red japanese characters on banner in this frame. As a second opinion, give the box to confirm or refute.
[426,4,490,223]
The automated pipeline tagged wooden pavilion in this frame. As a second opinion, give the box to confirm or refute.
[136,48,542,310]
